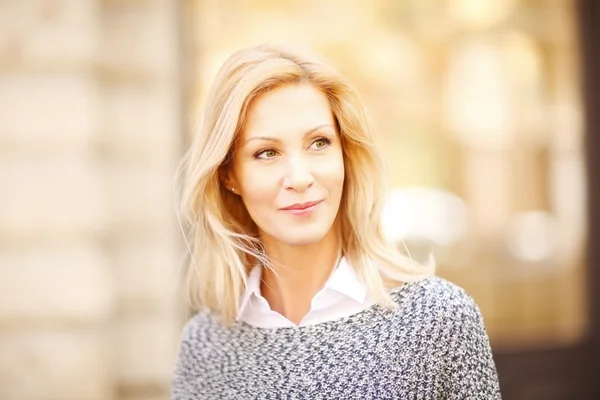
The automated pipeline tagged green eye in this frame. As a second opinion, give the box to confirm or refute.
[255,149,278,160]
[311,138,331,150]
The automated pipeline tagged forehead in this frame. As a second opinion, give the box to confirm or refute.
[240,83,335,139]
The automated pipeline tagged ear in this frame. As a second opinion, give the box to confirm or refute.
[218,164,240,195]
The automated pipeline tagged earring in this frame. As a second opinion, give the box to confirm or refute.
[231,187,235,192]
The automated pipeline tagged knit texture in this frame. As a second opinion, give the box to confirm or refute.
[171,276,501,399]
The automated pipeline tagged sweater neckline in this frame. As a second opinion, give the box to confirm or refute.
[231,281,417,335]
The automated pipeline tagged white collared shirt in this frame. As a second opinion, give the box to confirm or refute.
[237,257,375,328]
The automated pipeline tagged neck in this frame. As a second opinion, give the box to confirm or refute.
[260,229,342,325]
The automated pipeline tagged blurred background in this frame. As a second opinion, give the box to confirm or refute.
[0,0,598,399]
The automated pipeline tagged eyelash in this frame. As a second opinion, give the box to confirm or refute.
[253,137,333,160]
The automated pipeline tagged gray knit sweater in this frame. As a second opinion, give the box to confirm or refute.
[171,276,501,399]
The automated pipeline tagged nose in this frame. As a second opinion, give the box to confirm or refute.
[282,155,314,192]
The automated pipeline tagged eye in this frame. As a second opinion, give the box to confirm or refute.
[310,138,332,150]
[255,148,278,160]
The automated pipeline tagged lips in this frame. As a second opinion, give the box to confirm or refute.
[281,200,322,211]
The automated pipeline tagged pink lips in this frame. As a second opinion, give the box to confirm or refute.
[281,200,322,216]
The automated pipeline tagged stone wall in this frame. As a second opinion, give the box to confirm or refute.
[0,1,183,399]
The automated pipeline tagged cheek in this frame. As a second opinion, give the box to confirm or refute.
[321,152,345,190]
[236,166,279,210]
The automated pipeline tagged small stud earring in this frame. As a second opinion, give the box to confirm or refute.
[231,187,235,192]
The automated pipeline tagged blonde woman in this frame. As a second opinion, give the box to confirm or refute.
[171,44,501,399]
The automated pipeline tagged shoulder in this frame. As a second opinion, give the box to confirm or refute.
[181,308,223,335]
[174,310,236,372]
[177,310,224,351]
[392,275,483,323]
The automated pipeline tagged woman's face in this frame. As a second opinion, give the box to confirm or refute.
[227,83,345,247]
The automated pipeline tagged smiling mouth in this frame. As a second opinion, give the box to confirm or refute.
[280,200,322,211]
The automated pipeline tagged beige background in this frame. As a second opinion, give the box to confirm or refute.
[1,1,183,399]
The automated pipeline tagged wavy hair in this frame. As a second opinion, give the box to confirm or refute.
[178,43,433,323]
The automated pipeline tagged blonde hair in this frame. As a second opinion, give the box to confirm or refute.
[178,43,433,323]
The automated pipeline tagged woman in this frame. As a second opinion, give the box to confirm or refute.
[172,43,501,399]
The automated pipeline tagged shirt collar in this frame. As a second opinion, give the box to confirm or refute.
[324,256,367,303]
[236,256,367,321]
[237,264,262,320]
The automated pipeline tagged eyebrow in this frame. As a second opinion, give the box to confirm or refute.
[243,124,335,146]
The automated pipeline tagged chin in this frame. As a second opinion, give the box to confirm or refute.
[282,236,324,247]
[275,227,331,247]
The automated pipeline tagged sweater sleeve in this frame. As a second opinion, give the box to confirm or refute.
[170,318,201,400]
[444,295,502,399]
